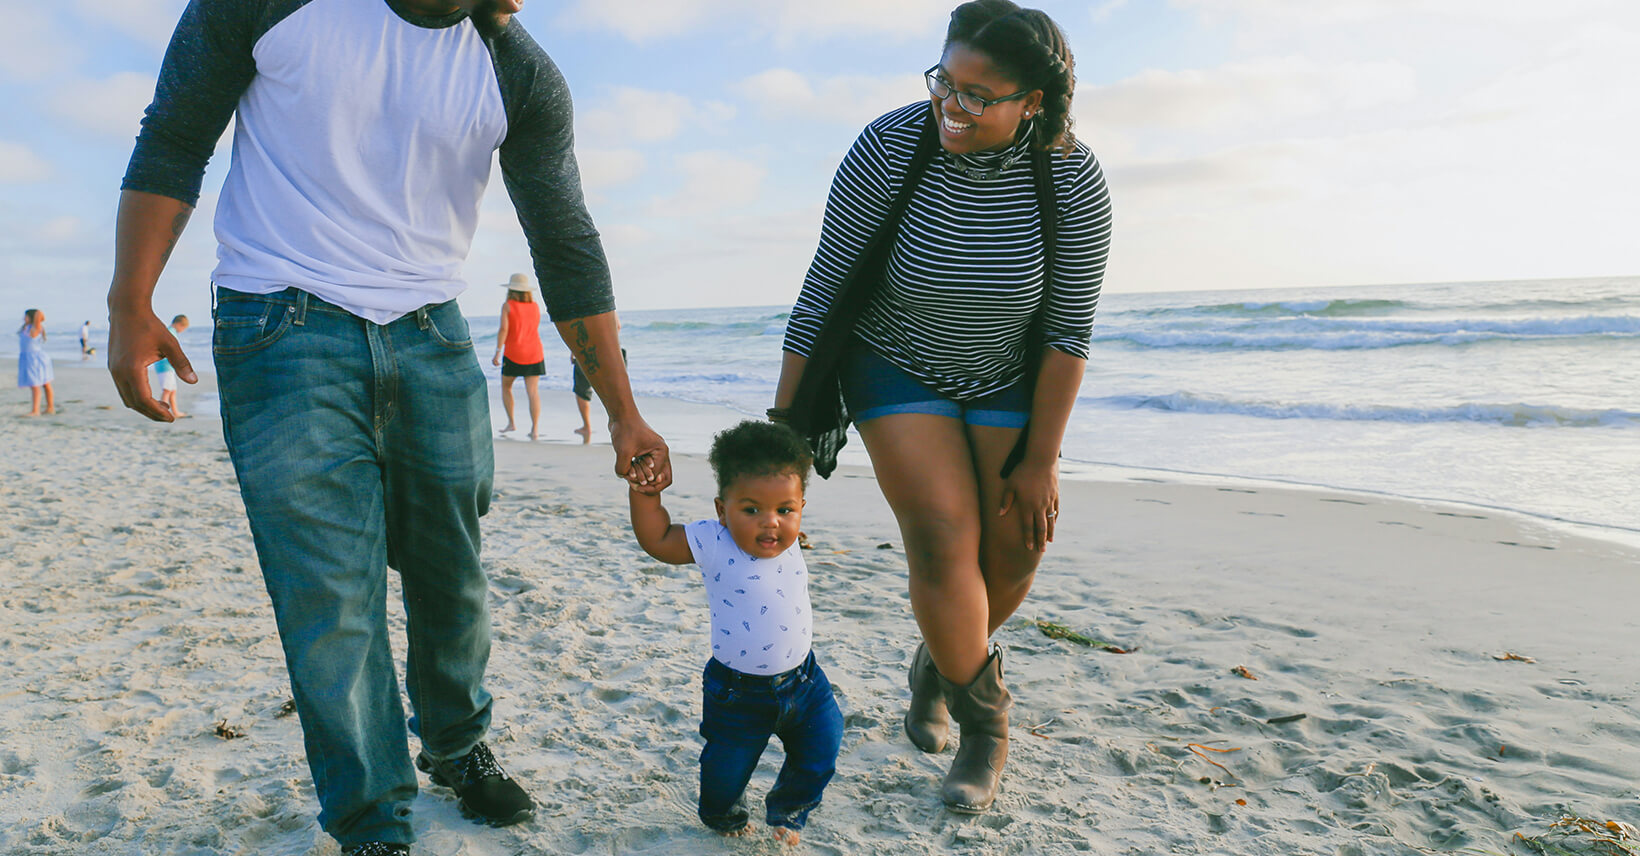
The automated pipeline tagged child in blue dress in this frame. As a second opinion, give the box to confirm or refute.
[17,309,54,416]
[628,420,843,847]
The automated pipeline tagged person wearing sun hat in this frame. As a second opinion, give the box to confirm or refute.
[493,273,546,439]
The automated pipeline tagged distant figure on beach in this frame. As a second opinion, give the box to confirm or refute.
[17,309,55,416]
[571,342,626,443]
[152,315,190,418]
[629,420,843,848]
[492,273,545,440]
[105,1,670,853]
[773,0,1111,814]
[80,320,95,358]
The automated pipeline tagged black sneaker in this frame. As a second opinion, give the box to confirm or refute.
[342,844,408,856]
[416,742,534,827]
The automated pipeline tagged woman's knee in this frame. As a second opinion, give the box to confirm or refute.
[980,534,1044,586]
[898,511,979,581]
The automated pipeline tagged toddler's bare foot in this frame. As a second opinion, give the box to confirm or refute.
[719,822,754,838]
[771,826,800,847]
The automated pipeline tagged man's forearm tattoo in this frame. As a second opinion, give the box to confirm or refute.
[159,208,192,265]
[570,320,601,375]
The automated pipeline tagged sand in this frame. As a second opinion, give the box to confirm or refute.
[1,360,1636,855]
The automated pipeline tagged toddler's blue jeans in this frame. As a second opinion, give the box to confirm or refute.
[698,651,844,833]
[213,287,495,847]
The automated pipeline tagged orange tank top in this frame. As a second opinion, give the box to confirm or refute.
[502,299,544,364]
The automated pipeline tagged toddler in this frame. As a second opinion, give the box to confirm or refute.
[629,420,843,846]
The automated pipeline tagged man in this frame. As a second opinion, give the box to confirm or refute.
[106,0,671,853]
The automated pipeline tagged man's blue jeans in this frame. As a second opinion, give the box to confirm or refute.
[213,287,495,847]
[698,652,844,833]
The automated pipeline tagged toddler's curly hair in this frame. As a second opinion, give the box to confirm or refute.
[708,420,814,496]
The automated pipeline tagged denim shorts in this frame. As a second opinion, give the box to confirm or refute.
[838,345,1030,428]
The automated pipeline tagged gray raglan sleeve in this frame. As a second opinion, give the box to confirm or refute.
[121,0,263,205]
[488,24,615,323]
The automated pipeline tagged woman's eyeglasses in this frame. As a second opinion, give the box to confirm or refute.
[924,65,1030,117]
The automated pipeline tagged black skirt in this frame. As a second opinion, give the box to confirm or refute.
[501,357,545,377]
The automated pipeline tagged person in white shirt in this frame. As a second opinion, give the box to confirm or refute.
[104,0,670,852]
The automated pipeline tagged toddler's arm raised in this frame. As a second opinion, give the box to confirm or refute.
[629,485,694,565]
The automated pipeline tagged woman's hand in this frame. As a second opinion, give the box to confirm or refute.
[997,457,1059,552]
[492,351,503,367]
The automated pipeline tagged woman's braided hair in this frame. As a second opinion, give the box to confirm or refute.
[944,0,1077,153]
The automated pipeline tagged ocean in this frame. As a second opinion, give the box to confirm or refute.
[32,275,1639,541]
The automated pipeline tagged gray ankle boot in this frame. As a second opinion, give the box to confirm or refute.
[905,641,950,753]
[938,649,1011,813]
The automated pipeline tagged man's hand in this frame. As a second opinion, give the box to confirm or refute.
[107,189,197,422]
[611,416,671,494]
[109,310,195,422]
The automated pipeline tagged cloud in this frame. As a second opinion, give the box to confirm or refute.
[736,69,924,127]
[766,0,947,42]
[52,72,158,138]
[1090,0,1129,22]
[577,87,735,145]
[0,141,52,183]
[1176,0,1625,26]
[0,6,81,81]
[559,0,947,44]
[72,0,188,48]
[558,0,726,43]
[1081,57,1416,133]
[575,147,646,190]
[646,150,767,217]
[33,216,85,243]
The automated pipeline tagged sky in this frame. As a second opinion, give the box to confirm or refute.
[1,0,1637,328]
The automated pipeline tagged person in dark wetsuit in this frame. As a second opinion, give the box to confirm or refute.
[105,1,672,853]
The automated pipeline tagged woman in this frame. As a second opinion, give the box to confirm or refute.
[492,273,546,439]
[18,309,56,416]
[773,0,1111,813]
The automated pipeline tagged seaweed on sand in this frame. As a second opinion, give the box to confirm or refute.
[1467,815,1640,856]
[1029,619,1136,653]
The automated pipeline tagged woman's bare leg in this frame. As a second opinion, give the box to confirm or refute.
[499,375,516,432]
[966,424,1045,634]
[856,414,990,685]
[524,376,541,440]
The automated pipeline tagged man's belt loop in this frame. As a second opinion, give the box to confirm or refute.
[293,290,309,326]
[415,306,431,330]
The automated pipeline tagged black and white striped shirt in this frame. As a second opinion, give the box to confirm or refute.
[784,102,1112,401]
